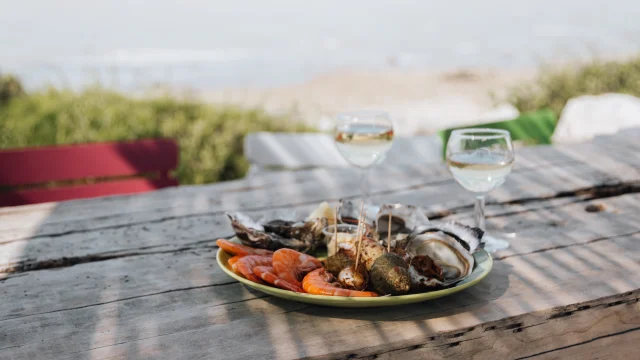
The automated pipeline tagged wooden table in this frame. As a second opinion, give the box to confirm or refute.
[1,131,639,359]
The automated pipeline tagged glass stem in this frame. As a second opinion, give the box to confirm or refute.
[474,195,486,230]
[360,168,370,204]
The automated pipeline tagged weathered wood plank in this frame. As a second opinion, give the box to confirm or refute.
[1,190,639,359]
[0,142,615,240]
[1,134,638,360]
[1,154,638,274]
[2,233,636,359]
[343,293,640,360]
[0,166,638,277]
[526,327,640,360]
[2,192,635,319]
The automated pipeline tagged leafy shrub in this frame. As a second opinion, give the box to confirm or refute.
[0,73,24,105]
[505,56,640,114]
[0,86,312,184]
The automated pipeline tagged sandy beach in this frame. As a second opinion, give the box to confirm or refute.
[196,66,535,135]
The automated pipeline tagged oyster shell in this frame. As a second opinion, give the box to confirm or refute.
[406,224,480,286]
[413,222,483,253]
[227,212,325,253]
[375,203,429,247]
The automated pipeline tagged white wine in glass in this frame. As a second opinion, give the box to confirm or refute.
[335,112,394,203]
[447,151,514,193]
[446,129,515,252]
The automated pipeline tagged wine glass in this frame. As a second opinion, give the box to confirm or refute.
[334,111,394,204]
[446,128,515,252]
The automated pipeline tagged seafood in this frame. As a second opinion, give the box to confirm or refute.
[326,232,358,257]
[227,213,325,253]
[324,252,354,276]
[216,239,274,257]
[272,248,323,287]
[253,266,305,293]
[338,264,368,291]
[369,253,411,295]
[302,268,378,297]
[413,222,483,253]
[327,235,386,271]
[236,255,273,283]
[407,255,445,290]
[222,201,486,297]
[227,255,243,275]
[406,223,483,286]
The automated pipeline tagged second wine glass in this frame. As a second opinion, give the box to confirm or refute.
[334,111,394,204]
[446,128,515,252]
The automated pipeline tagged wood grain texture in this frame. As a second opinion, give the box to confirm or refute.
[0,132,639,359]
[0,150,638,274]
[0,141,618,240]
[2,234,636,359]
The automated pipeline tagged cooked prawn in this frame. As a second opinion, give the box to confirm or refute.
[272,248,323,287]
[253,266,305,293]
[216,239,273,257]
[236,255,272,283]
[303,268,378,297]
[227,255,243,275]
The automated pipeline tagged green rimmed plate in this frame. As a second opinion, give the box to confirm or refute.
[216,239,493,308]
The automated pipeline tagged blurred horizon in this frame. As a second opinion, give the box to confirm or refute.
[2,0,640,91]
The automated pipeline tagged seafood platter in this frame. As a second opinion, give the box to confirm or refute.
[216,201,493,307]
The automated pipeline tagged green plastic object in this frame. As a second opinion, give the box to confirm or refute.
[438,109,558,159]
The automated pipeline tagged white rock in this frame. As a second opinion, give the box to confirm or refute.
[553,93,640,144]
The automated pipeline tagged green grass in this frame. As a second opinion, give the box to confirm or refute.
[0,84,312,184]
[505,56,640,114]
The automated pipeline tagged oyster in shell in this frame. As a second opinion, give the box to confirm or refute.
[227,212,326,253]
[407,255,445,290]
[406,222,483,286]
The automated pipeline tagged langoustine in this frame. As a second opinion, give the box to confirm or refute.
[236,255,273,283]
[253,266,305,293]
[216,238,273,257]
[227,255,243,275]
[272,248,323,288]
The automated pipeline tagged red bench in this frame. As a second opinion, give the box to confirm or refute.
[0,139,179,207]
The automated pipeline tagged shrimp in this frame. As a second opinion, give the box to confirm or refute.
[216,239,273,257]
[272,248,323,287]
[253,266,305,293]
[236,255,272,283]
[302,268,378,297]
[227,255,243,275]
